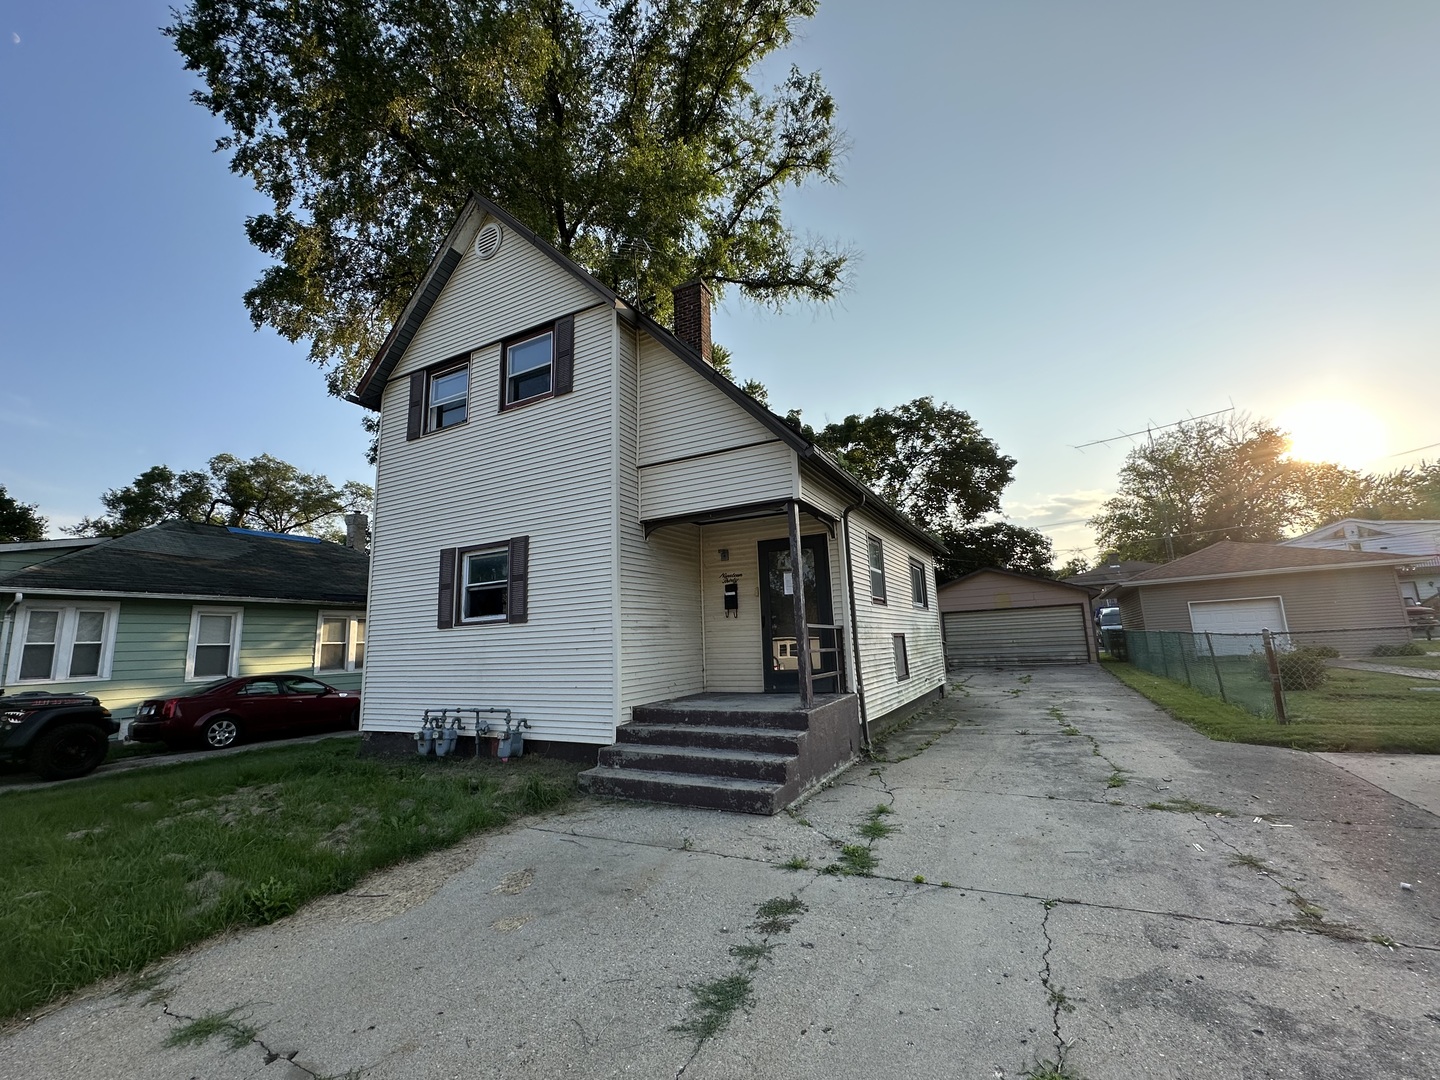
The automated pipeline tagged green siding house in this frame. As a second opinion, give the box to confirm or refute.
[0,522,368,735]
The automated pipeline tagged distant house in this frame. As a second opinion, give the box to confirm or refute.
[0,522,368,734]
[1282,519,1440,604]
[345,194,948,812]
[938,569,1098,666]
[1105,541,1413,655]
[1063,557,1159,614]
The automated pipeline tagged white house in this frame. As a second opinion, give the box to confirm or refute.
[348,196,947,812]
[1282,519,1440,603]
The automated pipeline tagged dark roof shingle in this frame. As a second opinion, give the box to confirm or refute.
[1120,541,1409,586]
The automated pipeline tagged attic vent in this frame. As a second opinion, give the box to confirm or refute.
[474,223,503,261]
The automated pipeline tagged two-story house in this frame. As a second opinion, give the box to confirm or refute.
[348,196,947,813]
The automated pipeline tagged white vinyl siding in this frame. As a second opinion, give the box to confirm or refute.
[636,331,797,521]
[366,285,618,743]
[617,324,706,713]
[844,508,945,721]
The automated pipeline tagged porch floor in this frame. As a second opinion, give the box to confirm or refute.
[636,692,852,714]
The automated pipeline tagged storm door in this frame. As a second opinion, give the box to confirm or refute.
[757,534,837,695]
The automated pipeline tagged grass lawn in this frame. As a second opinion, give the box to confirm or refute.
[1363,653,1440,671]
[1101,659,1440,754]
[0,740,584,1020]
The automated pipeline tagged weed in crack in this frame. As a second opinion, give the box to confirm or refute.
[672,973,754,1044]
[779,855,810,871]
[728,941,777,971]
[119,966,174,1004]
[1146,799,1232,816]
[1017,674,1033,684]
[1047,986,1078,1014]
[1275,887,1372,942]
[834,844,877,876]
[753,895,807,935]
[1060,726,1082,736]
[1106,771,1128,789]
[858,818,894,840]
[1227,852,1270,873]
[165,1006,259,1051]
[1023,1058,1085,1080]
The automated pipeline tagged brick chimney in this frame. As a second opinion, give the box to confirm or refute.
[672,279,712,365]
[344,512,370,554]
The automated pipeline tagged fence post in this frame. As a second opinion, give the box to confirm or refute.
[1262,628,1288,724]
[1178,632,1193,687]
[1205,632,1228,703]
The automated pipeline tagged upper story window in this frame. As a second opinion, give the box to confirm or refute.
[867,537,887,603]
[504,330,553,406]
[909,558,929,609]
[428,364,469,431]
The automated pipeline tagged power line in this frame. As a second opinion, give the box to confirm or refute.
[1073,407,1235,451]
[1387,441,1440,459]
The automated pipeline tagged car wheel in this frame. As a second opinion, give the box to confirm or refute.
[348,707,361,730]
[202,717,240,750]
[29,723,110,781]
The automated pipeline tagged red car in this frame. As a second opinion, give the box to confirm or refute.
[130,675,360,750]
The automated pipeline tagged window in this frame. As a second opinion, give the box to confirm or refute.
[406,357,470,440]
[909,558,929,609]
[284,677,331,695]
[461,546,509,622]
[316,614,365,672]
[427,364,469,431]
[7,604,118,683]
[893,634,910,680]
[499,315,574,411]
[867,536,887,603]
[504,330,553,405]
[236,679,282,696]
[187,607,243,681]
[437,536,530,628]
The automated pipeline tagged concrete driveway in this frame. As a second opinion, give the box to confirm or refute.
[4,666,1438,1079]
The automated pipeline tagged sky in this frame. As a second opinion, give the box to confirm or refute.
[3,1,1438,563]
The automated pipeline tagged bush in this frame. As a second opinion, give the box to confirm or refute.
[1373,642,1425,657]
[1256,646,1331,691]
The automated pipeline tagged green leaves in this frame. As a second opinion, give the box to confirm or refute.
[168,0,849,395]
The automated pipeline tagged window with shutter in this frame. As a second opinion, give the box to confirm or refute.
[499,315,575,410]
[439,537,530,627]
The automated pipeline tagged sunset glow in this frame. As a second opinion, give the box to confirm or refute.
[1278,401,1389,470]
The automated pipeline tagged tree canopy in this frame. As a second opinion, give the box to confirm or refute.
[168,0,849,396]
[0,485,47,543]
[805,397,1052,579]
[1087,415,1399,562]
[67,455,372,541]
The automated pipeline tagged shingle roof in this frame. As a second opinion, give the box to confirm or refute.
[1119,541,1410,586]
[1062,561,1159,588]
[0,521,368,604]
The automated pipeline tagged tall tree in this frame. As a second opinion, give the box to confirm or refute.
[0,485,47,542]
[1089,415,1366,562]
[167,0,848,396]
[67,456,372,540]
[806,397,1050,577]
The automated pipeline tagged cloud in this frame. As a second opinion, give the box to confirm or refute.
[11,32,19,45]
[1003,489,1109,527]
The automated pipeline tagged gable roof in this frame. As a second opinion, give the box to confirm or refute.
[1062,560,1158,589]
[347,194,945,555]
[1111,540,1410,592]
[939,566,1095,596]
[0,521,369,605]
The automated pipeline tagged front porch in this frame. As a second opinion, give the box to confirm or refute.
[579,691,862,815]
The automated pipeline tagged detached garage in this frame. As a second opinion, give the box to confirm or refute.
[938,569,1098,667]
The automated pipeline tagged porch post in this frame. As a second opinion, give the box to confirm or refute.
[787,500,814,708]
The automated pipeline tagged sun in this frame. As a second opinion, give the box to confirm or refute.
[1277,401,1388,470]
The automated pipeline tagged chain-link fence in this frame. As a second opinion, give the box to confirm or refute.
[1119,625,1432,721]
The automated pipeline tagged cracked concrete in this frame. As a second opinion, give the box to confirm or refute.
[3,666,1438,1078]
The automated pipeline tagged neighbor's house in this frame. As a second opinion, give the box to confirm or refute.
[1281,519,1440,604]
[1103,541,1413,655]
[1062,557,1158,616]
[346,195,947,811]
[0,522,368,734]
[938,568,1098,666]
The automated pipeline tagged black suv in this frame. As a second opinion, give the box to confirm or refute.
[0,692,118,781]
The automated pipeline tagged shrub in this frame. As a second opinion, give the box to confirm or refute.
[1373,642,1425,657]
[1255,646,1331,691]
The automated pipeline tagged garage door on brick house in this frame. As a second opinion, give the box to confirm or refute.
[937,568,1098,667]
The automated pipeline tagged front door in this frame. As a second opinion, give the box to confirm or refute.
[758,534,837,694]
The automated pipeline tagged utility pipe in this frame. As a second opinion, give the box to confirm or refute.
[839,502,871,750]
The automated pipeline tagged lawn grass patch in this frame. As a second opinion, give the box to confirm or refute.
[1368,653,1440,671]
[0,740,583,1020]
[1101,660,1440,753]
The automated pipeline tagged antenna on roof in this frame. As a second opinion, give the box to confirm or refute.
[1073,405,1235,451]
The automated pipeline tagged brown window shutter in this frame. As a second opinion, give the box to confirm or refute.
[508,535,529,624]
[407,371,425,441]
[553,315,574,396]
[437,547,456,628]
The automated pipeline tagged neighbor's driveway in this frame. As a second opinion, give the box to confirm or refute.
[3,667,1438,1080]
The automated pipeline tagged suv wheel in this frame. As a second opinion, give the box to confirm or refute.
[202,717,240,749]
[29,722,110,781]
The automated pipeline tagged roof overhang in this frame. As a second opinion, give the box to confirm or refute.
[1110,558,1411,596]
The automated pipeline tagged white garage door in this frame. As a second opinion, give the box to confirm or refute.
[943,605,1091,666]
[1188,597,1287,656]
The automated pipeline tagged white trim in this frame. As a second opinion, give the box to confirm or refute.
[4,601,120,685]
[314,610,366,673]
[185,605,245,682]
